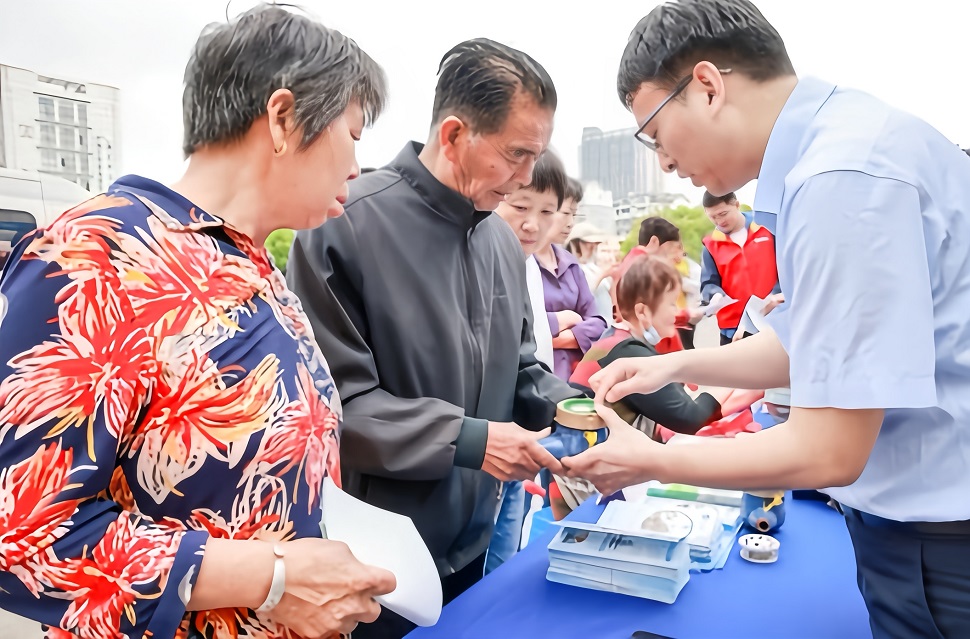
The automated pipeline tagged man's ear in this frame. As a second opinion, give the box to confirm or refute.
[438,116,467,165]
[691,61,728,115]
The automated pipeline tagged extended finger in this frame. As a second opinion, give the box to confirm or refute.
[593,403,629,431]
[519,456,542,479]
[591,367,628,402]
[354,596,383,624]
[602,378,642,403]
[530,443,563,476]
[530,427,552,439]
[365,566,397,596]
[560,447,598,477]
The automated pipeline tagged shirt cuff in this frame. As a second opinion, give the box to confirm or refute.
[454,417,489,470]
[573,318,608,353]
[696,393,723,423]
[791,373,938,409]
[546,312,561,336]
[144,529,208,639]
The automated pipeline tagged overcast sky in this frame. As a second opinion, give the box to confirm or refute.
[2,0,968,206]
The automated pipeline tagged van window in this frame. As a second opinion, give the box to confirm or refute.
[0,209,37,272]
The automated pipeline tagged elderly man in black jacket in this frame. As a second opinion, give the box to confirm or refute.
[288,39,582,638]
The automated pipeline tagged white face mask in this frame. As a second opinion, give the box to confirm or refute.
[642,325,661,346]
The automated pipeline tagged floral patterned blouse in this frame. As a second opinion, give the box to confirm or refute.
[0,175,341,639]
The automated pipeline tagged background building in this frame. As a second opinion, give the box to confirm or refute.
[580,125,692,238]
[0,64,121,192]
[575,181,616,236]
[579,126,665,200]
[613,192,688,238]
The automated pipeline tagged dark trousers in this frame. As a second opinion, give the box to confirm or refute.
[844,507,970,639]
[351,553,487,639]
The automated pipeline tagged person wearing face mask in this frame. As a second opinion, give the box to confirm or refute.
[606,217,690,352]
[570,256,725,438]
[288,38,579,639]
[546,255,727,518]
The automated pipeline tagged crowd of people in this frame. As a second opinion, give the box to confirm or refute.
[1,1,969,639]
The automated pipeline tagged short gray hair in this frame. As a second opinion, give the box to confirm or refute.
[432,39,557,135]
[182,3,387,156]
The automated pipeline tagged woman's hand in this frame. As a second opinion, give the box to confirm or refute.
[552,329,578,350]
[261,538,396,638]
[555,310,582,331]
[560,404,661,496]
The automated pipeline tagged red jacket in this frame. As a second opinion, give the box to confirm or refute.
[702,223,778,330]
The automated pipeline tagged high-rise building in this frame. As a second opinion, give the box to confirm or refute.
[0,64,121,192]
[579,126,665,200]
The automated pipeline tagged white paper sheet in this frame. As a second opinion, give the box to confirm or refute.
[703,293,738,317]
[320,477,442,626]
[736,295,774,337]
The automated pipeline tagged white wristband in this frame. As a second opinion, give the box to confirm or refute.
[255,543,286,613]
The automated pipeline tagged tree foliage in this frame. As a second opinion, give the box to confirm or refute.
[620,204,714,261]
[265,228,295,273]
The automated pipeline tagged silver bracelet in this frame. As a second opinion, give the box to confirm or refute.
[255,543,286,613]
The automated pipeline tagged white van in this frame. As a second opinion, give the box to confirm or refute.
[0,168,92,271]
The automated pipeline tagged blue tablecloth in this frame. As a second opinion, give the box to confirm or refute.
[407,498,870,639]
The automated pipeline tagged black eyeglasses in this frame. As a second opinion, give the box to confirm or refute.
[633,69,732,152]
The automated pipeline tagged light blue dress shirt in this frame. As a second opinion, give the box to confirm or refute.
[755,77,970,521]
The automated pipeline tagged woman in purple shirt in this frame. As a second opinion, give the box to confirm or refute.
[534,179,607,380]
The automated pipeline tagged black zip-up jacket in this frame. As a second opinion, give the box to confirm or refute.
[288,142,579,575]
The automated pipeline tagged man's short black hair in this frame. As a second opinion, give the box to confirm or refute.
[524,151,568,209]
[702,190,738,208]
[639,216,681,246]
[564,177,584,204]
[433,38,557,134]
[617,0,795,106]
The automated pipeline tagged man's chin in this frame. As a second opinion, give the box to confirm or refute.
[475,191,507,211]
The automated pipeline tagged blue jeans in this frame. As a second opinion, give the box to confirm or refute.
[485,481,526,575]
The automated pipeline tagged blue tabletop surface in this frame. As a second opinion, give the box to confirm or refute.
[407,497,870,639]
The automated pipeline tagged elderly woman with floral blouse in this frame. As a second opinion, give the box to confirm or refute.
[0,5,395,639]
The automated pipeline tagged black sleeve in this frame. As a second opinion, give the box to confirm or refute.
[287,216,482,480]
[601,341,722,434]
[700,245,727,303]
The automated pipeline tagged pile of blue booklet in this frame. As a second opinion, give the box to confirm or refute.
[546,486,743,603]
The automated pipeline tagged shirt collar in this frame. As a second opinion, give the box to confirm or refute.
[109,174,225,231]
[553,243,578,267]
[108,175,274,275]
[753,77,837,218]
[710,221,761,243]
[390,141,492,231]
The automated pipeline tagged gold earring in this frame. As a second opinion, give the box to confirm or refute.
[274,140,287,156]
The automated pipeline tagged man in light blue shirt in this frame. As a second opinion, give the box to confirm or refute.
[562,1,970,636]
